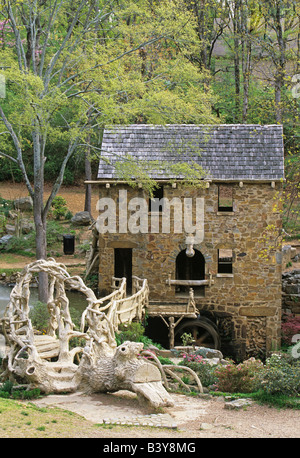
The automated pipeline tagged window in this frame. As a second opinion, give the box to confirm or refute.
[175,249,205,297]
[218,185,233,212]
[218,249,233,274]
[149,186,164,212]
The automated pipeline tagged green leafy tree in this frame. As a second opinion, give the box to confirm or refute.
[0,0,219,300]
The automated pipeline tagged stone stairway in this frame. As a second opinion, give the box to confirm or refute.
[34,335,60,359]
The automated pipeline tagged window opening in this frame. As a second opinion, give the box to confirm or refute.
[218,185,233,212]
[175,249,205,297]
[218,249,233,274]
[149,186,164,213]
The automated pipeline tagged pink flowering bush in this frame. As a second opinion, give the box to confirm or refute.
[213,358,263,393]
[180,353,218,387]
[281,313,300,346]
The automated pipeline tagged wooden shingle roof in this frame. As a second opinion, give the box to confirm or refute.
[97,124,284,181]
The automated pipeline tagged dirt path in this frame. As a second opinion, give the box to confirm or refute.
[31,390,300,439]
[0,253,87,275]
[0,181,99,219]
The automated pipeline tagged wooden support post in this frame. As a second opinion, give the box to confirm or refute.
[169,316,175,349]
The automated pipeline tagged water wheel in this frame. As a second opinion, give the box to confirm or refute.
[174,317,221,349]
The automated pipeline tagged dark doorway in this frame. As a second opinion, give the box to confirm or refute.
[175,249,205,296]
[114,248,132,293]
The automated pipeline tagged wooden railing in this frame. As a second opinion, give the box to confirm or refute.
[110,277,149,328]
[80,277,127,333]
[81,276,149,334]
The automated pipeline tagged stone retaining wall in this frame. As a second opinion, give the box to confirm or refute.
[282,270,300,315]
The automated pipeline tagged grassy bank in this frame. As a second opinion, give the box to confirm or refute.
[0,397,99,438]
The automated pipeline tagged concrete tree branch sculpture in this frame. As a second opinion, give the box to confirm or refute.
[0,259,202,408]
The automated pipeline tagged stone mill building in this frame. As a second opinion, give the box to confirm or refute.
[91,124,285,360]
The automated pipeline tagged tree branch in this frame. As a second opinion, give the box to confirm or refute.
[0,151,18,163]
[0,105,34,198]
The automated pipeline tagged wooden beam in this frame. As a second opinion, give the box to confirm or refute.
[165,279,213,286]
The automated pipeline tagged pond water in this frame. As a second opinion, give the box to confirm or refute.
[0,284,88,318]
[0,284,89,356]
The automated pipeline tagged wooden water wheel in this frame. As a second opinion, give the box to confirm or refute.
[174,317,221,349]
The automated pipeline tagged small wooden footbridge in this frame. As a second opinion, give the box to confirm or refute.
[0,259,203,404]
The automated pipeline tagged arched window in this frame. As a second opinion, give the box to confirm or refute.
[175,249,205,296]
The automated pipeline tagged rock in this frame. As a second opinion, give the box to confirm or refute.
[198,391,212,398]
[0,234,13,245]
[291,269,300,275]
[146,344,161,353]
[200,422,214,430]
[285,284,300,295]
[71,211,92,226]
[282,245,297,266]
[21,220,35,234]
[5,224,16,235]
[224,398,252,410]
[14,197,33,211]
[194,346,223,360]
[282,269,300,314]
[203,357,222,366]
[8,210,18,220]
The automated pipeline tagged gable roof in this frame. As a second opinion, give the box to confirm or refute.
[97,124,284,181]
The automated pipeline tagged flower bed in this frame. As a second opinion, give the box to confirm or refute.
[179,348,300,398]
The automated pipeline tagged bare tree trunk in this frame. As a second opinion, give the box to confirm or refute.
[35,216,48,303]
[33,129,48,302]
[241,0,251,123]
[84,138,92,218]
[233,0,241,121]
[274,74,283,123]
[273,2,286,124]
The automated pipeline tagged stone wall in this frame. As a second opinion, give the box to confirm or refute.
[282,270,300,315]
[97,181,283,359]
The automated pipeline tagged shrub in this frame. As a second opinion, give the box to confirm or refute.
[180,353,218,387]
[1,234,35,254]
[11,388,41,400]
[51,196,68,220]
[214,358,263,393]
[282,313,300,346]
[258,353,300,396]
[0,214,6,235]
[0,391,10,398]
[29,301,49,334]
[157,356,174,365]
[1,380,13,394]
[65,210,73,220]
[0,197,13,216]
[116,322,146,344]
[46,220,66,245]
[115,322,162,349]
[180,332,193,346]
[0,381,40,400]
